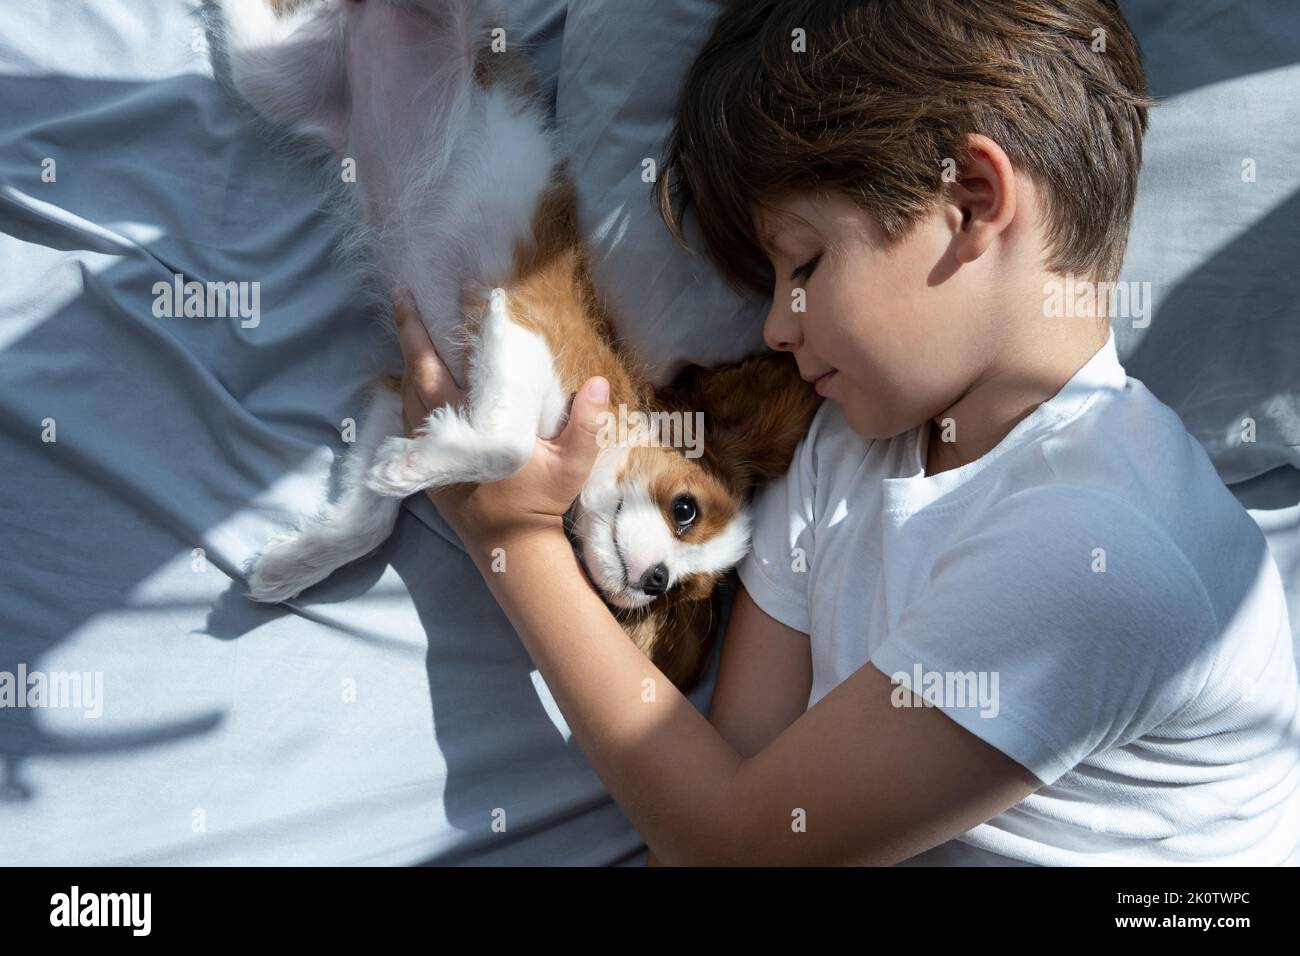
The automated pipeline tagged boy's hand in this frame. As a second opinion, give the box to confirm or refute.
[390,288,609,547]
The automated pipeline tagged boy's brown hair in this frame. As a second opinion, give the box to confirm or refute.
[654,0,1156,295]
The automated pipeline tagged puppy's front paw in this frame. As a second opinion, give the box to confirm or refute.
[365,436,436,497]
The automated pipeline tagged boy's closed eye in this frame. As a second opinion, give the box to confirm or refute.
[761,238,821,283]
[790,253,822,283]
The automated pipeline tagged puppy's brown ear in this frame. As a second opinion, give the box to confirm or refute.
[620,590,721,692]
[660,351,821,497]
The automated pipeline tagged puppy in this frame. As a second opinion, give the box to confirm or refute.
[216,0,819,688]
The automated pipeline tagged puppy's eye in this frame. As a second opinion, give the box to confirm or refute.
[672,495,697,531]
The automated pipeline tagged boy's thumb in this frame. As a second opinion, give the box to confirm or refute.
[558,376,610,467]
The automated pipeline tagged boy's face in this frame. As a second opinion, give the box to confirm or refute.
[756,191,1000,442]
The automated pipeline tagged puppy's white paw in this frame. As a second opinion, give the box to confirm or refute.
[365,435,436,497]
[245,531,320,603]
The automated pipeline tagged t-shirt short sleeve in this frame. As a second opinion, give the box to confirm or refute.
[868,486,1217,787]
[735,404,826,635]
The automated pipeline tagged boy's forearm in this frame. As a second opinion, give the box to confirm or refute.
[457,522,746,865]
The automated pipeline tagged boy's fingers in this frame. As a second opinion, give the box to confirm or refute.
[401,380,432,438]
[555,377,610,480]
[392,287,419,327]
[393,288,463,408]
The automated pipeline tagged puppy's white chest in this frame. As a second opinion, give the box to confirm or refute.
[452,89,559,283]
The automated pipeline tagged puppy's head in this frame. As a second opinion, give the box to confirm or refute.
[568,440,750,613]
[567,351,820,687]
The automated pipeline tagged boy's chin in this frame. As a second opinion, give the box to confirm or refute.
[840,401,917,443]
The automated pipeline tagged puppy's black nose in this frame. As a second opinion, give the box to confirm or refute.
[639,563,669,596]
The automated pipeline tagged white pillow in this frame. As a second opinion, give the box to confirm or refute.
[1117,0,1300,485]
[555,0,768,387]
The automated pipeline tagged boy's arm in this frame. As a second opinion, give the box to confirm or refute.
[647,584,813,865]
[707,584,815,756]
[471,525,1036,866]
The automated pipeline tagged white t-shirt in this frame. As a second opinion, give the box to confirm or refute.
[737,330,1300,866]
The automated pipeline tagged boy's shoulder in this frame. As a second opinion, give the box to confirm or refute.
[790,340,1273,639]
[806,337,1255,524]
[1021,362,1271,635]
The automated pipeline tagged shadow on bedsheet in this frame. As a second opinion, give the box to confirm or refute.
[0,63,542,788]
[0,74,356,807]
[1125,0,1300,101]
[1121,188,1300,499]
[0,231,287,803]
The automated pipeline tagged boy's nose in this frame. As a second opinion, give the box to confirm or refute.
[763,299,802,352]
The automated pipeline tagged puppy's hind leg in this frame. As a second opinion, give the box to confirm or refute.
[246,384,405,603]
[365,288,567,497]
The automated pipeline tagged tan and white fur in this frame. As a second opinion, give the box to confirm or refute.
[216,0,819,688]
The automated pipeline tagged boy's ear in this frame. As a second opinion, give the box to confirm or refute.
[659,351,821,497]
[947,133,1018,265]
